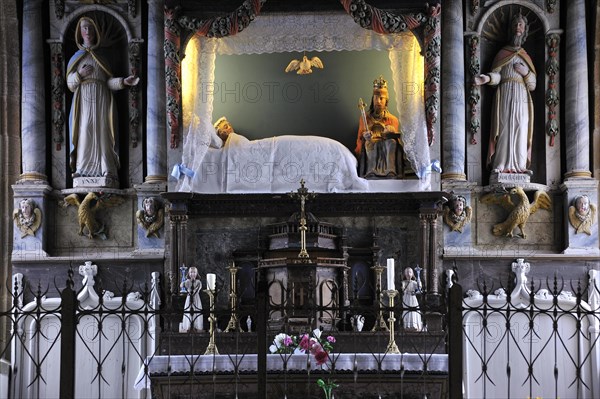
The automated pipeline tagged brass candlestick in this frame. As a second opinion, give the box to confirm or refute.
[204,289,219,355]
[385,289,400,354]
[371,264,389,331]
[225,262,240,332]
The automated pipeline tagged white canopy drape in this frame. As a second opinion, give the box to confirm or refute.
[177,12,431,192]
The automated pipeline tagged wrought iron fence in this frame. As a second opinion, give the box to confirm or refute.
[447,265,600,399]
[4,266,449,399]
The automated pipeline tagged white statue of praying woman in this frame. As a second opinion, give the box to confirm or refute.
[180,266,203,332]
[401,267,422,332]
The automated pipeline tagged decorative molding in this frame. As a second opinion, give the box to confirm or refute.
[129,40,142,148]
[55,0,64,19]
[545,33,559,146]
[178,0,267,38]
[471,0,480,15]
[340,0,426,33]
[49,41,65,151]
[423,4,441,146]
[467,34,480,145]
[165,6,182,148]
[163,192,449,218]
[546,0,557,13]
[128,0,137,17]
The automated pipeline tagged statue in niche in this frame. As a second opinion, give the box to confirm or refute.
[401,267,422,332]
[66,16,139,184]
[355,76,409,178]
[136,197,164,238]
[474,12,536,175]
[443,195,472,233]
[61,192,125,239]
[180,266,204,333]
[13,198,42,238]
[480,187,551,239]
[568,195,597,235]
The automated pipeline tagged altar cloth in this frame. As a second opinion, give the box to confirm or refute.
[134,353,448,390]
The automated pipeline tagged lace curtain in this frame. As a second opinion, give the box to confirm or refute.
[178,13,430,191]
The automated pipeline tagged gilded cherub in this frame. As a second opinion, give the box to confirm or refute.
[443,195,472,233]
[13,199,42,238]
[136,197,164,238]
[480,187,551,239]
[568,195,597,235]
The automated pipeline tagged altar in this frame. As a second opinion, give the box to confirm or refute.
[135,353,448,399]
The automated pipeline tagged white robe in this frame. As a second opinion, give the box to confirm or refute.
[67,51,123,178]
[486,51,536,173]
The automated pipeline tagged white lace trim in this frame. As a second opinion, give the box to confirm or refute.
[210,13,414,54]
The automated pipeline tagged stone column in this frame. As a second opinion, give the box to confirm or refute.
[20,0,47,181]
[441,0,466,181]
[146,0,168,183]
[420,203,442,306]
[564,0,591,179]
[167,198,189,304]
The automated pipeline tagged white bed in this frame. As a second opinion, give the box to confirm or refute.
[176,131,368,193]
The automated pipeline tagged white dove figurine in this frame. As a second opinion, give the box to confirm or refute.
[285,55,324,75]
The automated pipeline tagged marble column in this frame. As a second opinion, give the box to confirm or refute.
[20,0,47,181]
[145,0,167,183]
[564,0,591,179]
[440,0,466,181]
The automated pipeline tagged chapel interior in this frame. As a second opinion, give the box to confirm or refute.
[1,0,600,398]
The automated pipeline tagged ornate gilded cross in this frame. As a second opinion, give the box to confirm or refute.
[288,179,317,259]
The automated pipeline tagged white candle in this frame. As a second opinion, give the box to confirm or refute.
[206,273,216,291]
[386,258,395,290]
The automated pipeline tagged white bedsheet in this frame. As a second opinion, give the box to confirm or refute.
[185,133,368,193]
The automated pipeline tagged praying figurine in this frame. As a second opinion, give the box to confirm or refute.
[401,267,422,332]
[180,266,204,333]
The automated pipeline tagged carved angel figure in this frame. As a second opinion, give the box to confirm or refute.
[443,195,472,233]
[13,198,42,238]
[285,55,323,75]
[480,187,551,239]
[136,197,164,238]
[568,195,597,235]
[61,192,125,239]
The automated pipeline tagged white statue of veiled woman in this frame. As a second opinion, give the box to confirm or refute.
[66,16,139,182]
